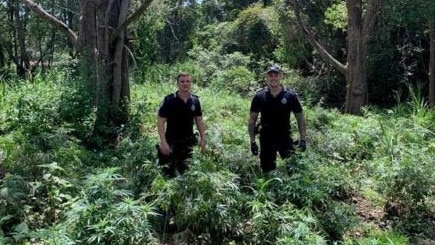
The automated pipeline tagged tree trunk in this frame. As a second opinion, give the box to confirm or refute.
[77,0,131,148]
[429,21,435,107]
[0,41,5,76]
[345,0,366,114]
[78,0,99,106]
[14,0,30,78]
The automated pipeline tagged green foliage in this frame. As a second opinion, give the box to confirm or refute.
[0,174,28,240]
[376,125,435,236]
[58,79,94,140]
[210,65,256,96]
[187,47,253,86]
[34,168,159,244]
[192,22,232,51]
[343,230,409,245]
[152,161,244,242]
[324,1,347,31]
[368,0,432,106]
[317,200,358,241]
[117,137,160,195]
[247,202,325,244]
[230,4,277,60]
[2,71,435,244]
[138,1,201,64]
[133,3,166,67]
[2,0,435,242]
[271,0,312,70]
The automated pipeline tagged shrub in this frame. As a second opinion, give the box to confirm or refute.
[211,65,256,96]
[152,160,244,242]
[35,168,159,244]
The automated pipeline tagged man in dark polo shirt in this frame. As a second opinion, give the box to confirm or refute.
[248,65,307,173]
[157,72,206,177]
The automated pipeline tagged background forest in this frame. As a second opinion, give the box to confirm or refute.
[0,0,434,244]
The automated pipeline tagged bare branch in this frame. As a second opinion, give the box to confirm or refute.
[18,0,78,49]
[110,0,154,41]
[291,0,347,74]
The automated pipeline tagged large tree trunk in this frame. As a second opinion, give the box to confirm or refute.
[429,21,435,107]
[77,0,131,148]
[345,0,366,114]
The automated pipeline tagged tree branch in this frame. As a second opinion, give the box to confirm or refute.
[18,0,78,49]
[110,0,154,42]
[291,0,347,74]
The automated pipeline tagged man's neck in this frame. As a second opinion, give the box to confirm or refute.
[268,85,283,97]
[177,90,190,101]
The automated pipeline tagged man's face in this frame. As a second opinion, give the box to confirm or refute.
[177,75,192,92]
[266,71,282,88]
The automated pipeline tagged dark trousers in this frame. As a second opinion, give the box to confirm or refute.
[157,138,196,178]
[259,132,294,173]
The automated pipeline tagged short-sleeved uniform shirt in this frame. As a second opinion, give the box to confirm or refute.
[158,92,202,142]
[250,87,303,134]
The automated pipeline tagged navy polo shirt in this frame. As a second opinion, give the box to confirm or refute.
[250,87,302,134]
[158,92,202,141]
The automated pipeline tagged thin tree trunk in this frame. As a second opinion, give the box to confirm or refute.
[112,0,130,113]
[0,41,5,74]
[78,0,99,105]
[429,21,435,106]
[14,0,30,78]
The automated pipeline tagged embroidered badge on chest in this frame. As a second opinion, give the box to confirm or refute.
[191,104,196,111]
[281,97,287,105]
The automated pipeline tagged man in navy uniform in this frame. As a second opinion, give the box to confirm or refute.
[157,72,206,177]
[248,65,307,173]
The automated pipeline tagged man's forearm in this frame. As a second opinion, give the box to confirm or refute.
[248,112,258,142]
[195,117,206,138]
[157,117,167,143]
[248,121,256,142]
[295,112,306,141]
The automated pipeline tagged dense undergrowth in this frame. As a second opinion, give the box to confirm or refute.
[0,69,434,244]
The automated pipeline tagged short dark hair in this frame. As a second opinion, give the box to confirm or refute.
[177,72,191,81]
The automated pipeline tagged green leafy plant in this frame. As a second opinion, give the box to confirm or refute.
[38,167,159,244]
[152,159,244,243]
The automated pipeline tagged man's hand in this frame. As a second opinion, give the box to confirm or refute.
[298,140,306,152]
[251,142,259,155]
[199,137,206,151]
[159,141,172,156]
